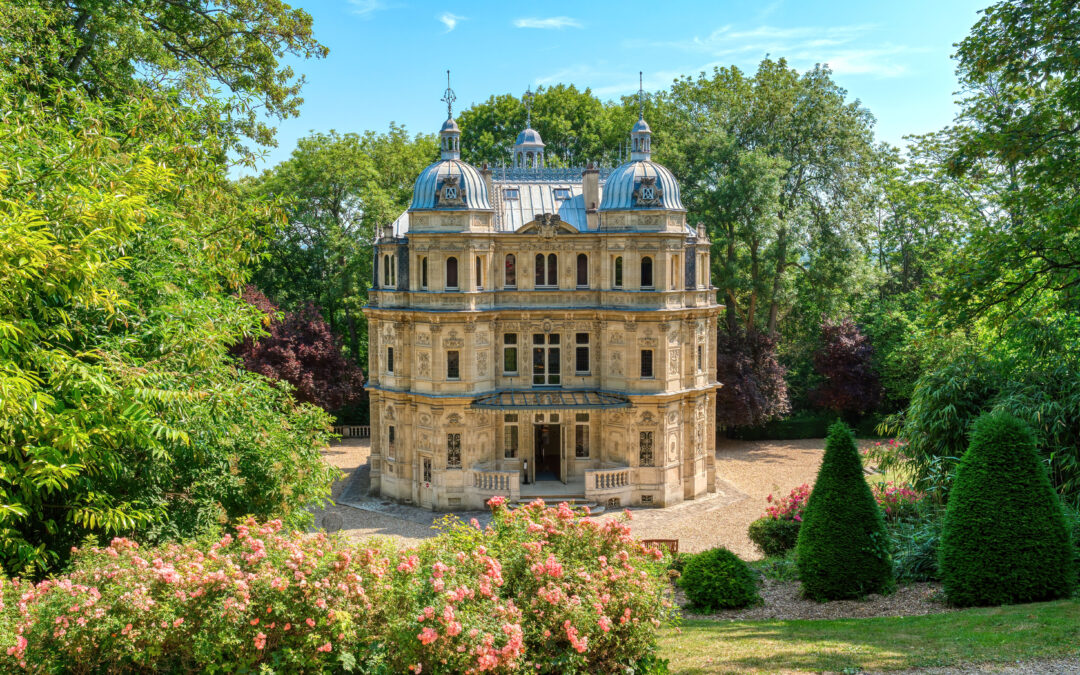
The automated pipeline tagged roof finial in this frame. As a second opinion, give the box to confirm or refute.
[638,71,645,120]
[441,69,457,120]
[524,86,533,128]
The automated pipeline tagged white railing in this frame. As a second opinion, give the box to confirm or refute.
[334,425,371,438]
[588,467,631,491]
[472,470,518,492]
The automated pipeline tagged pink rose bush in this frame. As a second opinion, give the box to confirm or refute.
[763,484,811,522]
[0,502,671,673]
[871,481,924,522]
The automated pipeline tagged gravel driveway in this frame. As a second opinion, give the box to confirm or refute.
[312,436,830,559]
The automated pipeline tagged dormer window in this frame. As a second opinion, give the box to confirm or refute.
[504,188,520,200]
[553,188,571,200]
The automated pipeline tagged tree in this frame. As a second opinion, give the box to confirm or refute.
[248,127,435,362]
[939,412,1075,606]
[796,422,893,600]
[811,317,882,417]
[714,329,790,428]
[233,287,366,414]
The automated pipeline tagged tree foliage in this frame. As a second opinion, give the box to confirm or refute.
[714,329,790,428]
[796,422,893,600]
[233,287,366,414]
[939,412,1075,606]
[811,317,882,416]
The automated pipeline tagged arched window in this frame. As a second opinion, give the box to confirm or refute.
[505,254,516,288]
[534,253,558,287]
[446,256,458,289]
[383,254,391,286]
[614,256,624,288]
[576,253,588,287]
[534,253,545,286]
[421,257,428,289]
[546,254,557,287]
[641,256,654,289]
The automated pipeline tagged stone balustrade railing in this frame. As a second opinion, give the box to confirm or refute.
[333,425,370,438]
[587,467,631,491]
[471,470,519,494]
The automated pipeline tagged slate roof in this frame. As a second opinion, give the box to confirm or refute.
[470,389,631,410]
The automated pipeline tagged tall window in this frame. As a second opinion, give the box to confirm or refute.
[504,414,519,459]
[386,347,394,374]
[614,256,624,288]
[639,431,654,466]
[475,256,483,290]
[576,253,588,287]
[575,333,590,374]
[387,425,395,460]
[503,334,519,374]
[532,333,561,385]
[447,433,461,468]
[671,255,680,288]
[575,413,590,458]
[447,350,460,380]
[697,345,703,372]
[421,257,428,289]
[383,254,392,286]
[505,254,516,288]
[640,349,654,378]
[446,256,458,289]
[534,253,558,287]
[641,256,654,288]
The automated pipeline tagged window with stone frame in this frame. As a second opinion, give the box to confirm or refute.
[640,349,654,378]
[534,253,558,287]
[447,433,461,468]
[446,256,458,289]
[447,350,460,380]
[532,333,560,385]
[639,431,654,466]
[576,253,588,287]
[387,425,395,459]
[421,256,428,289]
[614,256,624,288]
[575,333,590,374]
[504,414,519,458]
[575,413,590,458]
[503,333,518,374]
[697,344,703,372]
[386,347,394,374]
[640,256,654,289]
[505,254,516,288]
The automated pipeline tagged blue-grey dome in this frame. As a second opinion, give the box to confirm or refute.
[631,118,651,134]
[598,160,684,211]
[410,159,492,210]
[440,117,460,133]
[515,127,544,146]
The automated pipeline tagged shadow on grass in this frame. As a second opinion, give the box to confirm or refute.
[660,599,1080,674]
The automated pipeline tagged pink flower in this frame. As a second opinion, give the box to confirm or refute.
[317,642,332,652]
[254,632,267,650]
[418,627,438,645]
[487,495,507,510]
[306,618,316,628]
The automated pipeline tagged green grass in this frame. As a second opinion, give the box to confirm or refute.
[659,599,1080,674]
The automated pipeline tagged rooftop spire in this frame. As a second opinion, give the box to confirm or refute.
[441,69,456,120]
[524,85,533,128]
[638,71,645,120]
[630,72,652,161]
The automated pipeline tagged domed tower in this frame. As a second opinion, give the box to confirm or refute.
[599,73,684,230]
[513,87,545,169]
[408,71,493,232]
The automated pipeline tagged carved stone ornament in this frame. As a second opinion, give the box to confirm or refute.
[437,175,466,207]
[666,410,679,425]
[669,348,679,372]
[446,413,463,426]
[639,411,657,426]
[633,177,664,207]
[638,337,657,348]
[419,413,433,427]
[477,352,488,376]
[610,350,623,375]
[418,351,431,377]
[608,331,624,346]
[385,405,395,421]
[537,213,562,239]
[416,332,431,346]
[476,332,490,346]
[443,330,464,349]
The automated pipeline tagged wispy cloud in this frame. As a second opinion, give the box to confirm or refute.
[641,23,918,78]
[348,0,391,18]
[513,16,582,30]
[439,12,464,32]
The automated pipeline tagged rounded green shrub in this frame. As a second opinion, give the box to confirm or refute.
[748,517,801,557]
[939,412,1076,606]
[679,547,760,610]
[796,421,894,600]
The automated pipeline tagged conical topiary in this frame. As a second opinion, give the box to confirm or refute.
[939,411,1076,606]
[796,421,893,600]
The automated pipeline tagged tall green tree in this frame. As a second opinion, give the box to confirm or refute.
[247,126,436,362]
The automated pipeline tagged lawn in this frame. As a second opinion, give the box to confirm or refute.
[659,599,1080,674]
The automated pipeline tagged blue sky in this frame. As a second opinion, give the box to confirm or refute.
[247,0,989,175]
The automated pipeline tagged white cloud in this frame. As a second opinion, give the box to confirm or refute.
[439,12,464,32]
[513,16,582,30]
[348,0,391,18]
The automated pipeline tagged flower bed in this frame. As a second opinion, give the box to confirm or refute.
[1,499,671,674]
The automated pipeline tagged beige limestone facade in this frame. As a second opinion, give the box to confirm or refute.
[363,99,722,511]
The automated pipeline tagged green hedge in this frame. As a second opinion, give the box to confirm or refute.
[679,547,761,610]
[728,411,884,441]
[796,422,894,600]
[748,518,801,557]
[939,412,1076,606]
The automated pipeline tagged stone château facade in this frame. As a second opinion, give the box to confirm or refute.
[363,84,722,510]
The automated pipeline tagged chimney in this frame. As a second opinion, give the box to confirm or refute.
[582,162,599,230]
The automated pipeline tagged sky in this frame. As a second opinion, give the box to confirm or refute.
[244,0,990,176]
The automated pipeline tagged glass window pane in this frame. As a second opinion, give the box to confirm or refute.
[535,254,545,286]
[447,351,460,379]
[446,257,458,288]
[505,254,516,287]
[577,253,588,286]
[547,254,557,286]
[504,347,517,373]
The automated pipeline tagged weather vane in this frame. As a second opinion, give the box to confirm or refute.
[441,69,456,119]
[638,71,645,120]
[524,86,534,128]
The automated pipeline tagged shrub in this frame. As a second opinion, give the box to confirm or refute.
[871,481,924,522]
[939,412,1076,606]
[0,501,672,674]
[796,422,894,600]
[748,518,802,557]
[679,547,760,610]
[889,506,944,583]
